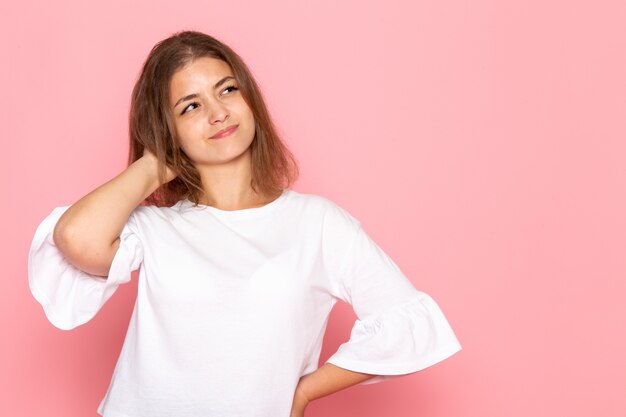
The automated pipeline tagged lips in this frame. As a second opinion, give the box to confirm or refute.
[210,125,238,139]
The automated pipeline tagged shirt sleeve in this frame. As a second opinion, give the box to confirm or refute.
[321,202,462,385]
[28,205,144,331]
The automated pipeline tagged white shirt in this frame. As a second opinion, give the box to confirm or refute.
[28,188,462,417]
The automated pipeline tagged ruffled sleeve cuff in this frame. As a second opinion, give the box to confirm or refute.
[28,206,143,331]
[324,292,462,385]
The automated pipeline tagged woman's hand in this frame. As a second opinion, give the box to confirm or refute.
[290,381,311,417]
[142,147,178,184]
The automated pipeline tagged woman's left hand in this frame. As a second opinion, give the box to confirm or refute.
[290,380,311,417]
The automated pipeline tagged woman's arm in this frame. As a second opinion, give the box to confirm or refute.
[291,363,376,414]
[52,151,173,277]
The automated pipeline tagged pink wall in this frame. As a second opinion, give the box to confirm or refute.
[3,0,625,416]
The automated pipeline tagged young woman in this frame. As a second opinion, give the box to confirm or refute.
[28,30,462,417]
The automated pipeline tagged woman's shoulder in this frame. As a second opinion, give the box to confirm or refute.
[285,189,360,225]
[130,201,186,222]
[281,189,351,213]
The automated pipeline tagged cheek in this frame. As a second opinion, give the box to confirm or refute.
[176,129,197,154]
[243,111,255,131]
[176,123,201,144]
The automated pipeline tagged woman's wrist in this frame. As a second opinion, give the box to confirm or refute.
[290,381,311,417]
[292,383,311,410]
[297,363,376,402]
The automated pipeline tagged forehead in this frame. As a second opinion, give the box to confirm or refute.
[169,57,233,94]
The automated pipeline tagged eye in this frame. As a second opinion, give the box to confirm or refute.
[180,86,239,115]
[181,102,199,115]
[222,85,239,95]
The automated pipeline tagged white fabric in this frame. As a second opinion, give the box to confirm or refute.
[28,188,462,417]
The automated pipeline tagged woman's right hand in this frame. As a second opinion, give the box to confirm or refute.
[142,147,178,184]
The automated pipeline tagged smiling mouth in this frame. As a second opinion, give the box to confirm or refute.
[209,125,238,139]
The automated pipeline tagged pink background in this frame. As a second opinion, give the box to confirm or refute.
[2,0,625,416]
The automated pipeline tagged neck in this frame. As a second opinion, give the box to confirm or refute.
[193,149,269,210]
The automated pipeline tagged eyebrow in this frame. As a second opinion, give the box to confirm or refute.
[173,76,236,109]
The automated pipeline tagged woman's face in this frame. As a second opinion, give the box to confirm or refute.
[168,57,255,166]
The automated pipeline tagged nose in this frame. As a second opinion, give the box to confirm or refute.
[207,100,229,125]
